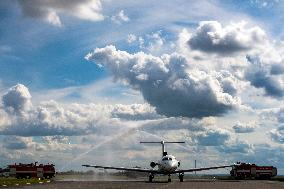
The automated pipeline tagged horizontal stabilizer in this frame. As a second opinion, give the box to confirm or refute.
[140,141,185,156]
[140,141,185,144]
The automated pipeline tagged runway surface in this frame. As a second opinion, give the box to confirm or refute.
[3,180,284,189]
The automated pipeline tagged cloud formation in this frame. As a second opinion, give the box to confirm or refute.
[111,10,129,24]
[0,84,113,136]
[0,84,165,136]
[276,108,284,123]
[233,121,256,133]
[127,34,137,44]
[193,127,230,146]
[111,104,162,120]
[187,21,266,55]
[85,45,240,118]
[270,126,284,143]
[17,0,104,26]
[2,84,32,114]
[218,140,254,154]
[245,56,284,97]
[2,136,31,150]
[0,100,121,136]
[181,20,284,100]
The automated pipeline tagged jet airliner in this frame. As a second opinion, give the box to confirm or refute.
[83,141,231,182]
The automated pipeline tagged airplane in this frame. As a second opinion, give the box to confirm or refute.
[82,141,232,182]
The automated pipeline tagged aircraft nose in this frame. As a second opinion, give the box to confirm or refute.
[168,161,175,167]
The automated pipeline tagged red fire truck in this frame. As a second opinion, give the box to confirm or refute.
[230,162,277,179]
[8,162,55,179]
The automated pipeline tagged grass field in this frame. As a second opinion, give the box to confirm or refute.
[0,177,51,187]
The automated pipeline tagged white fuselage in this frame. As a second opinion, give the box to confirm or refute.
[157,155,179,174]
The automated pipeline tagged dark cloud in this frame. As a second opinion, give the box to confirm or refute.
[86,45,240,118]
[270,63,284,75]
[245,56,284,98]
[2,136,30,150]
[17,0,104,26]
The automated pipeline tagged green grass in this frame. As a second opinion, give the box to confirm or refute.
[0,177,51,186]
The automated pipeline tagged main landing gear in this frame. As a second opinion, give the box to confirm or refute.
[149,174,154,182]
[179,172,184,182]
[149,173,183,182]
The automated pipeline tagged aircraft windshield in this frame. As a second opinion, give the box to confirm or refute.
[162,157,172,161]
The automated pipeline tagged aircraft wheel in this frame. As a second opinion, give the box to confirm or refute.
[168,176,171,182]
[179,173,184,182]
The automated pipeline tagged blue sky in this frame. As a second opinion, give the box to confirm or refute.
[0,0,283,90]
[1,0,284,174]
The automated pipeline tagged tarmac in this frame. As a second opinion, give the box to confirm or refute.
[3,179,284,189]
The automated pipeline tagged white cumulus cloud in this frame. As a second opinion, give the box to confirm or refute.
[0,84,164,136]
[85,45,241,118]
[2,84,32,114]
[111,104,162,120]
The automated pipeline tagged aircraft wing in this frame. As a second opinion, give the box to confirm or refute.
[173,165,232,174]
[82,164,158,173]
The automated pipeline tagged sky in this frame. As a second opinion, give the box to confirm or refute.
[1,0,284,174]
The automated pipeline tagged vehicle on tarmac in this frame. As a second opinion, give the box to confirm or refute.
[230,162,277,179]
[8,162,55,179]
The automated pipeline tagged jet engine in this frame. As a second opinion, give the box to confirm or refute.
[150,162,157,168]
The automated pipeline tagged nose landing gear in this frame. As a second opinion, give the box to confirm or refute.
[179,172,184,182]
[149,174,154,182]
[168,174,171,182]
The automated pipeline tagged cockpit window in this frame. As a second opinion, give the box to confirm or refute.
[162,157,172,161]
